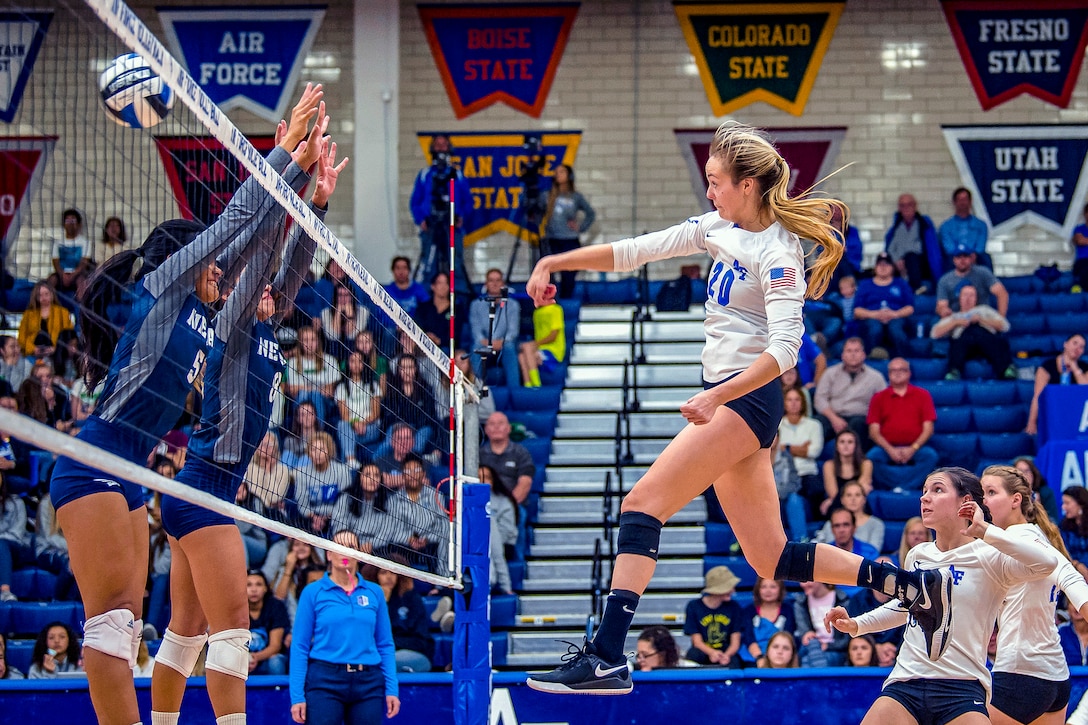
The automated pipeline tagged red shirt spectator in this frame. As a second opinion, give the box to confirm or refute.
[865,358,939,491]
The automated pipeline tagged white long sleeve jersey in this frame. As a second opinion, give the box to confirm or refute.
[853,525,1057,697]
[611,212,806,382]
[993,523,1088,681]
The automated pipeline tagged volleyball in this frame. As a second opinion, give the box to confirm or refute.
[99,52,174,129]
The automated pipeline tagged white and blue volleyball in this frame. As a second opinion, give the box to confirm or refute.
[99,53,174,129]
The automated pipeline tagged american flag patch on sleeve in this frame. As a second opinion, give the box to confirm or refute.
[769,267,796,289]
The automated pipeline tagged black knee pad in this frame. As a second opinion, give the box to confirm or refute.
[774,541,818,583]
[616,511,663,560]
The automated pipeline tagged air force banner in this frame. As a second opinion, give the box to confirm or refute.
[0,11,51,123]
[158,6,326,123]
[942,125,1088,238]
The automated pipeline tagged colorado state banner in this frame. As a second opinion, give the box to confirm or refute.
[418,3,578,119]
[0,136,54,259]
[416,130,581,245]
[673,1,844,116]
[942,125,1088,238]
[941,0,1088,110]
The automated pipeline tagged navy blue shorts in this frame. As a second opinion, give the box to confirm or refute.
[704,374,783,449]
[880,679,988,725]
[991,672,1071,723]
[50,419,151,512]
[160,457,240,539]
[539,349,560,374]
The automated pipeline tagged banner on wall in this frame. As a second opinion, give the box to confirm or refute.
[672,1,844,116]
[0,11,52,123]
[942,125,1088,238]
[158,6,326,123]
[675,127,846,211]
[154,136,277,226]
[941,0,1088,110]
[417,3,579,119]
[416,130,581,244]
[0,136,55,259]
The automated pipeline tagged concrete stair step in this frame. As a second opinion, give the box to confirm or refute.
[575,320,705,342]
[556,412,688,439]
[530,526,705,558]
[578,306,703,322]
[561,387,700,412]
[521,558,705,592]
[565,364,701,389]
[534,497,704,525]
[569,341,704,364]
[507,631,692,660]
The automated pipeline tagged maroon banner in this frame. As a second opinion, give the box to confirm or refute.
[0,136,55,258]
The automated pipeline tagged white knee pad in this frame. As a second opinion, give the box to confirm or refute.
[156,628,209,677]
[205,629,252,681]
[83,609,138,666]
[132,618,144,667]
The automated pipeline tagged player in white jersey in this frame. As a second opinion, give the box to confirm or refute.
[526,122,955,696]
[981,465,1088,725]
[825,467,1059,725]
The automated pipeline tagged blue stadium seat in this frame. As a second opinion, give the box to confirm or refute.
[703,556,758,589]
[964,381,1018,406]
[508,410,558,439]
[582,279,637,305]
[509,385,562,411]
[488,386,511,412]
[913,296,937,316]
[868,491,920,522]
[1008,313,1048,333]
[917,380,966,406]
[732,591,755,609]
[908,358,946,381]
[1001,276,1036,295]
[975,458,1008,477]
[964,360,994,380]
[8,602,84,637]
[1006,294,1041,314]
[868,359,889,377]
[933,406,973,434]
[930,433,979,470]
[1047,313,1088,337]
[1016,379,1036,404]
[531,468,546,494]
[704,522,738,555]
[972,405,1026,433]
[5,639,33,673]
[508,560,525,591]
[491,593,518,628]
[520,437,552,468]
[978,433,1033,459]
[491,632,509,667]
[558,299,582,321]
[905,337,932,358]
[0,602,9,634]
[1010,334,1055,356]
[432,631,509,669]
[1040,294,1087,314]
[9,569,58,602]
[882,520,905,556]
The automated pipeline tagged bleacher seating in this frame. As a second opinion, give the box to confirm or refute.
[7,601,84,637]
[702,556,758,589]
[5,638,34,673]
[9,569,57,601]
[964,381,1017,406]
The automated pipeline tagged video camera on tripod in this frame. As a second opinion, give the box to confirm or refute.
[504,133,551,280]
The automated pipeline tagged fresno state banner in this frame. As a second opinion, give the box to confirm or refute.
[941,0,1088,110]
[0,136,55,259]
[673,1,844,116]
[154,136,277,226]
[675,127,846,211]
[417,3,579,119]
[0,11,52,123]
[942,125,1088,238]
[158,6,326,123]
[416,131,581,244]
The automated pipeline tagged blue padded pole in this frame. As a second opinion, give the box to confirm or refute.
[453,482,491,725]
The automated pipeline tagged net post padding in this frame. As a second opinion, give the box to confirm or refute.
[0,407,458,589]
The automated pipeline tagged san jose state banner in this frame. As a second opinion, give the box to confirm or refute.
[675,127,846,211]
[154,136,277,226]
[673,1,844,116]
[0,136,55,259]
[158,6,326,123]
[417,3,578,119]
[416,130,581,245]
[0,11,51,123]
[941,0,1088,110]
[942,125,1088,238]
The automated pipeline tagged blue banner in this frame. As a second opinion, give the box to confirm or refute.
[158,5,325,123]
[0,12,51,123]
[942,125,1088,238]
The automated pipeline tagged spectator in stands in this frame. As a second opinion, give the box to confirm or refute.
[336,351,383,468]
[1061,486,1088,567]
[1060,597,1088,666]
[0,336,31,391]
[541,163,596,299]
[233,481,269,568]
[271,538,325,623]
[18,360,70,432]
[853,253,915,358]
[409,134,472,293]
[885,193,943,294]
[846,634,879,667]
[865,359,938,490]
[354,329,390,396]
[794,334,826,390]
[935,242,1008,318]
[895,517,933,568]
[816,482,884,552]
[331,463,394,555]
[383,255,430,319]
[813,337,886,447]
[755,631,799,669]
[28,622,83,678]
[387,457,448,571]
[132,639,154,679]
[1073,202,1088,293]
[52,330,80,388]
[381,354,437,456]
[374,423,419,489]
[834,224,863,285]
[779,366,812,413]
[469,268,521,389]
[49,208,92,307]
[456,351,495,423]
[930,284,1015,381]
[518,299,566,388]
[246,570,288,675]
[825,274,858,344]
[635,625,683,671]
[34,494,78,601]
[1012,456,1059,524]
[771,434,809,542]
[480,464,516,593]
[296,432,353,535]
[97,216,127,264]
[67,359,100,433]
[740,577,796,666]
[144,493,171,639]
[282,400,321,469]
[939,187,991,270]
[320,284,369,362]
[17,281,73,357]
[846,557,904,661]
[283,325,339,428]
[415,272,453,350]
[365,561,434,672]
[820,430,873,517]
[795,580,850,666]
[778,388,823,518]
[821,509,879,597]
[0,399,35,496]
[244,432,292,515]
[0,471,32,602]
[153,429,188,472]
[1025,333,1088,435]
[0,632,25,679]
[683,565,743,666]
[479,411,534,504]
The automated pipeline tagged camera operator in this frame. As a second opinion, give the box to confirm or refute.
[469,268,521,389]
[517,135,550,239]
[541,163,595,299]
[409,134,472,296]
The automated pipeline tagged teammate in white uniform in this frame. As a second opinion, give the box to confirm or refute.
[981,465,1088,725]
[825,467,1059,725]
[526,122,954,696]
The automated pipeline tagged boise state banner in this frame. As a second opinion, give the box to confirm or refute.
[942,125,1088,238]
[0,11,51,123]
[675,127,846,211]
[416,130,581,245]
[941,0,1088,110]
[0,136,55,259]
[417,3,579,119]
[673,1,844,116]
[154,136,277,225]
[157,6,326,123]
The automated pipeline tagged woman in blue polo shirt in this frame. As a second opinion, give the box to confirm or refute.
[290,544,400,724]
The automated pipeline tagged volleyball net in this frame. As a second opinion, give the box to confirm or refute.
[0,0,468,587]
